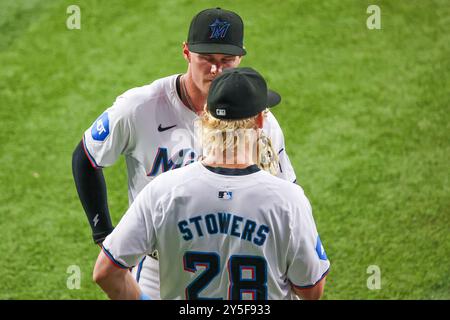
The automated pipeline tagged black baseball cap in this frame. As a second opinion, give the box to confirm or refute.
[207,67,281,120]
[187,7,246,56]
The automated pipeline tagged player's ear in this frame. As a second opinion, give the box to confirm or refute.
[182,42,191,63]
[256,112,264,129]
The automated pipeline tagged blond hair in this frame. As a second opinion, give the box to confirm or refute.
[199,109,279,175]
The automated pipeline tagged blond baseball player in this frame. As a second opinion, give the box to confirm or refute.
[93,68,330,300]
[73,8,297,299]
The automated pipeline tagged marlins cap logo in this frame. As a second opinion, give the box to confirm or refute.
[209,19,231,39]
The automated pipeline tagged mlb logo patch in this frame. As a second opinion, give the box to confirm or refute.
[216,109,226,116]
[218,191,232,200]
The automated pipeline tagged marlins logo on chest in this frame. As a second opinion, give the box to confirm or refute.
[147,147,198,176]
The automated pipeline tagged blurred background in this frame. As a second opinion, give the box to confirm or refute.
[0,0,448,299]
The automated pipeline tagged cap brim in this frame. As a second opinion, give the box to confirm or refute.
[267,90,281,108]
[188,43,247,56]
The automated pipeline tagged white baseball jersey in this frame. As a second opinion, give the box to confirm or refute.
[83,74,297,299]
[103,162,330,300]
[83,74,296,204]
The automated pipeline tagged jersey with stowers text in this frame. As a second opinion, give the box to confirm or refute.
[103,162,330,300]
[83,75,297,204]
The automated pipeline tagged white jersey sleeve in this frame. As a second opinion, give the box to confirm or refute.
[263,111,297,183]
[82,92,137,168]
[102,184,156,268]
[286,191,330,288]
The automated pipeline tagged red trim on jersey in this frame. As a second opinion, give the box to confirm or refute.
[102,247,129,270]
[82,135,101,169]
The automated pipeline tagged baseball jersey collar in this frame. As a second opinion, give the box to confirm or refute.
[202,164,261,176]
[168,74,199,121]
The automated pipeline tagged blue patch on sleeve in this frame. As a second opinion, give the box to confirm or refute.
[315,235,328,260]
[91,112,110,141]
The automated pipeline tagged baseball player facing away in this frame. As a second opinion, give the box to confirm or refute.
[72,8,297,299]
[93,67,330,300]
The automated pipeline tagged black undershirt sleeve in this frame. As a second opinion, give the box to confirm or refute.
[72,140,114,244]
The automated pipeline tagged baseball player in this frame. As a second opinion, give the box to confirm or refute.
[72,8,297,299]
[93,68,330,300]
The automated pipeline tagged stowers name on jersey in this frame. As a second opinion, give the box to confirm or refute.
[178,212,270,246]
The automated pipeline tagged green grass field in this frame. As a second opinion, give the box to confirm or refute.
[1,0,449,299]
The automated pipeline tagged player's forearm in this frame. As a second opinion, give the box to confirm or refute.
[293,277,326,300]
[95,270,141,300]
[93,251,141,300]
[72,140,114,243]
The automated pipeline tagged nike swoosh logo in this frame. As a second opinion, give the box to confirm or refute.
[158,124,177,132]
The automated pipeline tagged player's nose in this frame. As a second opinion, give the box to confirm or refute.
[210,64,223,76]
